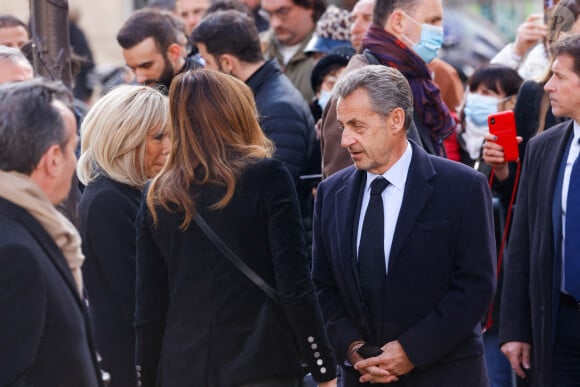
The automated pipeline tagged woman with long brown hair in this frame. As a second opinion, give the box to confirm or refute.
[135,69,337,387]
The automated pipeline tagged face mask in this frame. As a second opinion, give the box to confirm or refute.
[463,93,500,127]
[317,90,332,111]
[402,13,444,64]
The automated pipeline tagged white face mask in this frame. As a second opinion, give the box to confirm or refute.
[317,90,332,110]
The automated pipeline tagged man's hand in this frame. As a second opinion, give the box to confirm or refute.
[354,340,412,384]
[501,341,531,378]
[514,14,548,57]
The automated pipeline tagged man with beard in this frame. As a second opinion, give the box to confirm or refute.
[117,8,202,93]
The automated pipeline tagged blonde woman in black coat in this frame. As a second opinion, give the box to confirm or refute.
[77,85,169,387]
[136,70,337,387]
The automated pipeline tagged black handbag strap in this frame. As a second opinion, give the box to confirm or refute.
[193,213,280,303]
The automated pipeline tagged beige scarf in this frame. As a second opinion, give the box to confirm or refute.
[0,170,84,297]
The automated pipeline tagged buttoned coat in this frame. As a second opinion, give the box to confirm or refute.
[499,120,575,387]
[135,158,337,387]
[312,141,496,386]
[0,198,102,387]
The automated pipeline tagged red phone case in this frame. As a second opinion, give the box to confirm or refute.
[488,110,519,162]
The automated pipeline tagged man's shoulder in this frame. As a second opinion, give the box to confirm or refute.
[529,119,572,146]
[0,200,44,254]
[320,165,358,191]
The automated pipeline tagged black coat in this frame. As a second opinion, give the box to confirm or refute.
[79,176,141,387]
[499,120,575,387]
[312,141,496,386]
[0,198,102,387]
[135,158,337,387]
[246,60,316,183]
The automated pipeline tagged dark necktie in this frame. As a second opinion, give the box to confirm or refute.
[359,177,389,339]
[565,138,580,301]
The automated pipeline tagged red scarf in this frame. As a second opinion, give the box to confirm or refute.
[363,25,454,156]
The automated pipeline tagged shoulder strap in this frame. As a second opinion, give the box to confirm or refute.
[193,213,280,303]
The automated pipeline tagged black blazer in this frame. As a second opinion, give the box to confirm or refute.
[79,176,141,387]
[499,120,574,387]
[312,141,497,386]
[0,197,102,387]
[135,158,337,387]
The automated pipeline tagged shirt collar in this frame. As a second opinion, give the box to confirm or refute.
[365,141,413,192]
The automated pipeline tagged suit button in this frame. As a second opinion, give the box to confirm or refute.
[317,359,323,366]
[311,343,318,350]
[321,367,327,374]
[308,336,314,343]
[136,365,141,372]
[314,351,320,358]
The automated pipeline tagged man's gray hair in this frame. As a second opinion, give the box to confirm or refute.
[0,78,72,175]
[334,65,414,129]
[0,45,31,67]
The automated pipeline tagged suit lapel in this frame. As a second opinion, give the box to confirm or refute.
[388,142,436,271]
[0,199,86,311]
[334,168,368,307]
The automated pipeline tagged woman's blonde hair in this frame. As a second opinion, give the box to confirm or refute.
[77,85,169,189]
[147,69,274,229]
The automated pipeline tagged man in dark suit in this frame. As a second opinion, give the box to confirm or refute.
[499,34,580,387]
[311,65,496,386]
[0,79,103,387]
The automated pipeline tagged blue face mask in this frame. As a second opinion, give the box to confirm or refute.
[402,14,444,64]
[317,90,332,111]
[463,93,500,127]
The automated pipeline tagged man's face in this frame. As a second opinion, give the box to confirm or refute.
[262,0,315,46]
[400,0,443,47]
[0,25,29,48]
[350,0,373,52]
[176,0,211,36]
[122,37,175,88]
[544,54,580,122]
[53,102,78,205]
[0,60,33,84]
[338,88,398,175]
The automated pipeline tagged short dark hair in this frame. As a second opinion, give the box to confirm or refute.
[373,0,419,27]
[294,0,327,22]
[192,10,263,63]
[205,0,252,17]
[468,64,523,96]
[0,79,72,175]
[0,14,28,32]
[551,33,580,76]
[117,8,188,54]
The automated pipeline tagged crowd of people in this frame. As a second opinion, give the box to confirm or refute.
[0,0,579,386]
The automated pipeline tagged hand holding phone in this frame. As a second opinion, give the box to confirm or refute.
[488,110,519,162]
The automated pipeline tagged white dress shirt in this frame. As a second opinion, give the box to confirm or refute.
[356,142,412,275]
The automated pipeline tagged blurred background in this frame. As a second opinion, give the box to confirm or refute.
[0,0,547,102]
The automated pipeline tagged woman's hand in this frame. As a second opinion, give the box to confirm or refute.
[482,133,523,181]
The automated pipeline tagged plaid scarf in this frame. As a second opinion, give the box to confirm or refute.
[363,25,454,156]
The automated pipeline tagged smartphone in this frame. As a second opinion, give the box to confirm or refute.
[488,110,519,162]
[356,343,383,359]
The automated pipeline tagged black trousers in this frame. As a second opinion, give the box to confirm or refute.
[553,294,580,387]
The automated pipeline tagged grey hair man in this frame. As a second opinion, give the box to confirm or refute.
[0,79,103,387]
[312,65,495,386]
[0,45,33,83]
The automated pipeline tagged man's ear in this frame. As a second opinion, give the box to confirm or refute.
[390,107,406,134]
[41,144,64,178]
[220,54,237,75]
[386,9,405,34]
[166,43,184,64]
